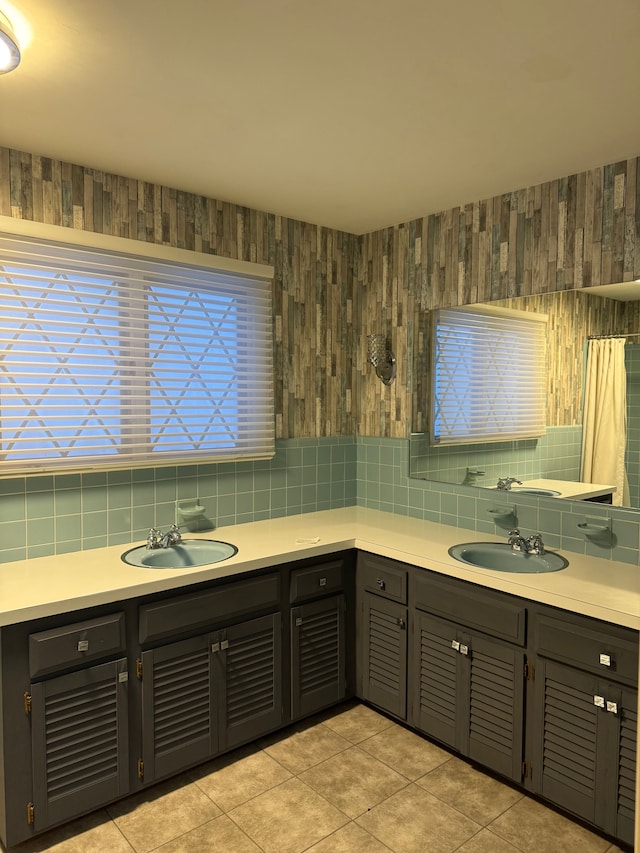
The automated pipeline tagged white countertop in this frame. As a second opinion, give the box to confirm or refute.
[504,478,616,500]
[0,507,638,630]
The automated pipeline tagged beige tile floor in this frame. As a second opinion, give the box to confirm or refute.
[3,703,628,853]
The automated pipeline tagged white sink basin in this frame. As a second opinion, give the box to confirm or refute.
[509,487,562,497]
[122,539,237,569]
[448,542,568,573]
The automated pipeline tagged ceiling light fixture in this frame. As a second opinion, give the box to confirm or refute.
[0,10,20,73]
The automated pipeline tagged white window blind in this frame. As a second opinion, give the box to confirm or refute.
[0,231,275,475]
[431,306,547,446]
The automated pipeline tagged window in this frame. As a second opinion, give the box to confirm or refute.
[0,228,275,475]
[431,305,547,446]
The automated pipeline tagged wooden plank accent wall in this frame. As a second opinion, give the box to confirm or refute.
[360,157,640,438]
[2,147,639,441]
[0,147,359,440]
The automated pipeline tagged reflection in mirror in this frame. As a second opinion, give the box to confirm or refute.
[409,283,640,509]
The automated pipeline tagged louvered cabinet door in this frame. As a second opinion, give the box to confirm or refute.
[465,632,525,782]
[291,595,346,719]
[361,594,407,719]
[141,634,218,783]
[412,612,460,749]
[412,612,525,781]
[218,612,283,751]
[31,658,129,832]
[533,658,637,844]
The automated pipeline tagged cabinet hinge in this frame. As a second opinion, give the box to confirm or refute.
[522,759,532,779]
[23,691,32,715]
[137,758,144,780]
[26,802,34,825]
[136,659,143,680]
[524,662,535,681]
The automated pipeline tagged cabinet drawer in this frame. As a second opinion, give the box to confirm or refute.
[290,559,343,603]
[536,614,638,685]
[139,572,280,645]
[358,554,407,603]
[413,572,526,646]
[29,613,126,678]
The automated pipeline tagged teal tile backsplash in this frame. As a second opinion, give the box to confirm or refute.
[0,435,639,566]
[0,438,357,563]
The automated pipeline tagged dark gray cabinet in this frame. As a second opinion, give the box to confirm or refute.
[411,610,525,782]
[291,596,346,719]
[290,557,348,719]
[410,571,527,782]
[141,612,282,783]
[25,612,130,834]
[139,574,283,785]
[530,610,638,846]
[31,658,130,833]
[357,554,408,720]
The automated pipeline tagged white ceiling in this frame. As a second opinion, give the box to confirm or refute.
[2,0,640,234]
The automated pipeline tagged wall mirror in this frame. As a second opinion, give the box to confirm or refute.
[409,281,640,510]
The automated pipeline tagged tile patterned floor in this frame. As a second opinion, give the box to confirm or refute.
[3,703,629,853]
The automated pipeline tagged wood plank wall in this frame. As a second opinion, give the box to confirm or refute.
[2,147,639,440]
[0,147,359,440]
[359,157,640,438]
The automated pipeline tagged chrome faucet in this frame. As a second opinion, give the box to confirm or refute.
[507,529,527,552]
[508,529,545,555]
[497,477,523,491]
[147,524,182,549]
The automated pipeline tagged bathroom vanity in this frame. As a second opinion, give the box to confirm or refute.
[0,508,637,848]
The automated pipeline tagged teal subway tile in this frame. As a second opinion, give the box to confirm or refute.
[317,483,332,503]
[83,487,107,513]
[216,495,235,519]
[155,478,177,503]
[302,446,317,466]
[233,471,254,493]
[254,491,270,513]
[27,517,54,547]
[56,514,81,542]
[132,468,155,482]
[176,465,198,480]
[55,489,81,516]
[107,530,133,547]
[0,492,25,523]
[0,478,25,496]
[440,494,457,517]
[83,535,109,550]
[54,474,81,490]
[82,471,107,488]
[0,546,26,563]
[609,519,639,550]
[26,476,53,492]
[287,467,303,487]
[393,485,408,508]
[270,488,286,511]
[83,512,107,539]
[155,466,178,481]
[26,491,54,520]
[108,483,131,510]
[132,505,155,532]
[0,520,26,551]
[302,484,317,505]
[177,478,199,501]
[27,543,55,559]
[132,481,155,506]
[253,471,271,492]
[107,470,131,486]
[107,508,131,535]
[236,492,253,515]
[56,539,82,555]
